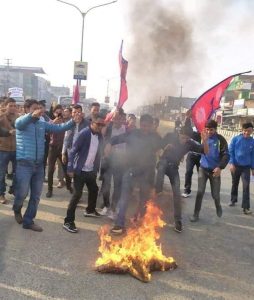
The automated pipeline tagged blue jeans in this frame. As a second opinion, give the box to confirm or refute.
[13,160,44,227]
[0,150,16,196]
[115,167,152,228]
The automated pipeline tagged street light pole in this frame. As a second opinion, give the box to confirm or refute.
[56,0,117,62]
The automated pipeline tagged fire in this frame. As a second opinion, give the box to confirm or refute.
[95,200,177,282]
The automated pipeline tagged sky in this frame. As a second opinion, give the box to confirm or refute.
[0,0,254,110]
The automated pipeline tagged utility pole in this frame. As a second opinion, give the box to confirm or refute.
[179,85,183,113]
[4,58,12,95]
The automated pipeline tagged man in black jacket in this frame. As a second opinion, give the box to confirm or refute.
[155,126,208,232]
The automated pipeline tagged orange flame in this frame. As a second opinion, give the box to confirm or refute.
[95,200,177,282]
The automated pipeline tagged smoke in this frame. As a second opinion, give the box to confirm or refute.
[123,0,253,110]
[124,0,205,109]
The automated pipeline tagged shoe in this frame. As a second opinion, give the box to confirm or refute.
[110,225,125,235]
[14,212,23,224]
[46,190,52,198]
[182,192,191,198]
[0,195,7,204]
[108,210,117,220]
[229,202,236,207]
[44,178,48,183]
[63,222,78,233]
[174,221,183,233]
[100,206,109,216]
[243,209,252,215]
[57,181,65,188]
[190,214,199,222]
[83,210,101,218]
[23,223,43,232]
[216,205,223,218]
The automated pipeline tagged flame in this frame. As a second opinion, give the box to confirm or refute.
[95,200,177,282]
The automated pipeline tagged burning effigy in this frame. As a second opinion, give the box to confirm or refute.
[95,201,177,282]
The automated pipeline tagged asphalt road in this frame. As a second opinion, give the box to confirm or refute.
[0,159,254,300]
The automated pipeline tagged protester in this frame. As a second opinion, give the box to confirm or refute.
[126,113,137,132]
[61,104,89,191]
[46,105,72,197]
[0,98,18,203]
[13,99,77,232]
[100,109,126,218]
[228,122,254,214]
[106,114,162,235]
[56,106,72,188]
[63,114,105,233]
[182,129,201,198]
[175,117,182,132]
[85,102,100,123]
[38,100,51,180]
[190,120,229,222]
[155,126,208,232]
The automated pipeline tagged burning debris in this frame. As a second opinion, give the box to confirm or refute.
[95,201,177,282]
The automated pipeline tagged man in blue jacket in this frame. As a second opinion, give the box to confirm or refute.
[228,122,254,214]
[13,99,77,232]
[190,120,229,222]
[63,114,105,233]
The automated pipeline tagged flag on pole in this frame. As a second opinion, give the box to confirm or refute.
[191,71,251,132]
[72,81,80,105]
[117,40,128,108]
[105,40,129,123]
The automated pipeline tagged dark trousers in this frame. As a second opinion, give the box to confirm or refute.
[164,165,182,222]
[194,167,221,215]
[43,137,50,177]
[47,145,71,191]
[155,158,167,193]
[64,171,98,223]
[231,166,250,209]
[101,165,124,210]
[184,153,201,194]
[115,167,153,227]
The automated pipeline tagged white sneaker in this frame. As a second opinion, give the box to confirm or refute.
[100,206,109,216]
[182,192,191,198]
[107,210,116,220]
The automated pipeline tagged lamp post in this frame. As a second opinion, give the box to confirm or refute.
[56,0,117,62]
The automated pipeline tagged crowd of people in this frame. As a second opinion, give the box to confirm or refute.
[0,96,254,235]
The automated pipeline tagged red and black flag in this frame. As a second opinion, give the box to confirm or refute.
[191,71,251,132]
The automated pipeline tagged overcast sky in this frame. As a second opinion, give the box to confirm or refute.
[1,0,254,110]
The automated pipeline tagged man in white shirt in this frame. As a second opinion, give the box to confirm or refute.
[63,114,105,233]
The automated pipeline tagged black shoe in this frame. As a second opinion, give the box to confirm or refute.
[229,202,236,207]
[46,190,52,198]
[14,212,23,224]
[83,210,101,218]
[190,214,199,222]
[174,221,183,233]
[63,222,78,233]
[216,205,223,218]
[110,225,125,235]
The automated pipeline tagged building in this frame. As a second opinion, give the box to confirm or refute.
[0,64,70,106]
[220,74,254,130]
